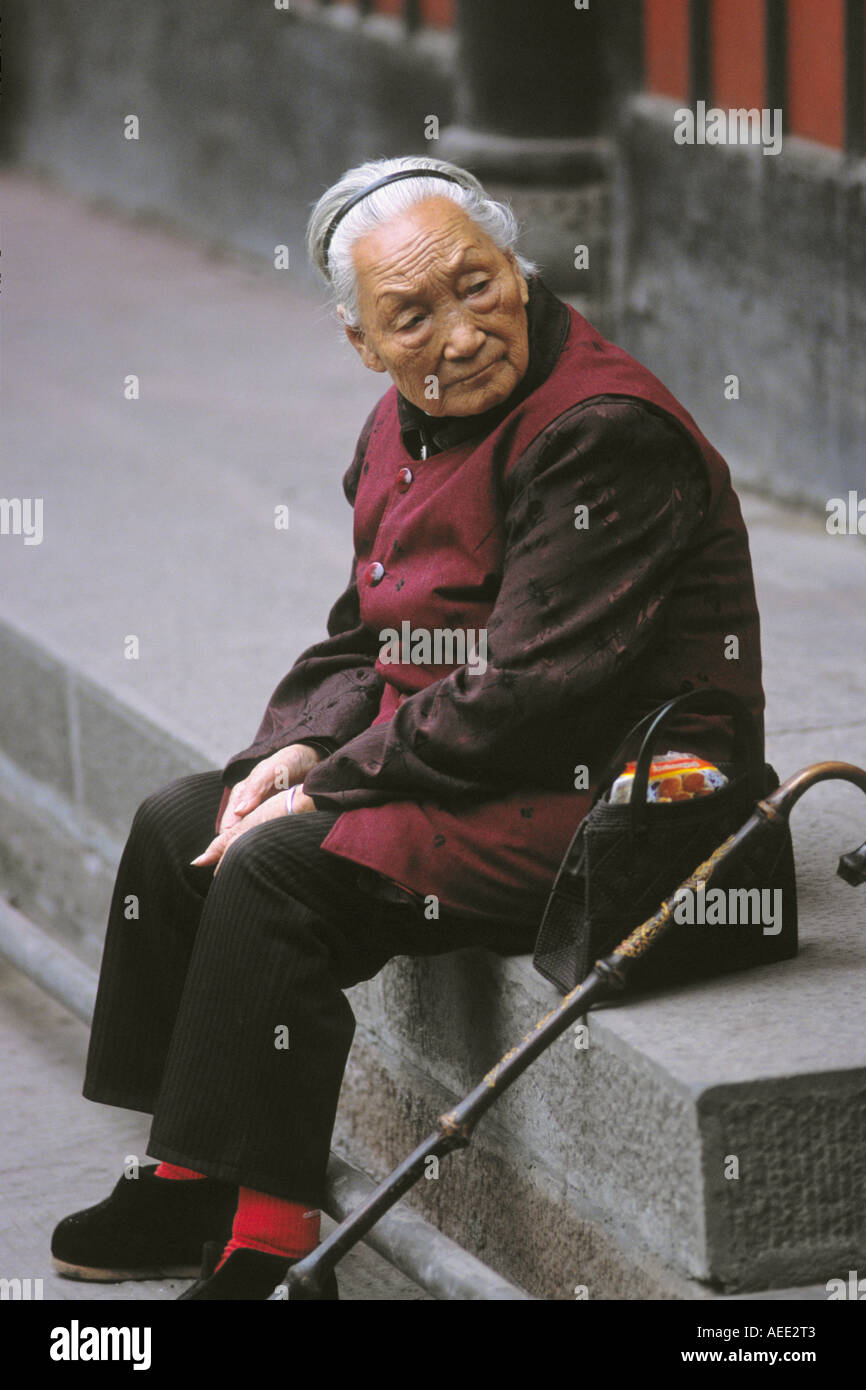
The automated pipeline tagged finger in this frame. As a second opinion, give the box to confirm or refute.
[219,802,245,832]
[190,837,225,867]
[225,777,257,819]
[231,762,282,815]
[231,750,304,817]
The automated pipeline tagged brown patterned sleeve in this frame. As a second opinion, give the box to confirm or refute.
[303,398,711,808]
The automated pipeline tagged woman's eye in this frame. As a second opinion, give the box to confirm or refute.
[399,314,425,331]
[467,280,490,296]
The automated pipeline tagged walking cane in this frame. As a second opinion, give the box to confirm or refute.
[283,761,866,1299]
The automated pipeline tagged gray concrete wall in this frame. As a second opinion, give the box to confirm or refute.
[613,95,866,509]
[2,0,455,267]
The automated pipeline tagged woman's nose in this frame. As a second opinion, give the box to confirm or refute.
[442,311,486,360]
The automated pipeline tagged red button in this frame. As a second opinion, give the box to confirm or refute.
[396,467,414,493]
[366,561,385,586]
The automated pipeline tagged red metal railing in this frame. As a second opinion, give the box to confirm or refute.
[645,0,691,99]
[711,0,766,110]
[643,0,865,154]
[787,0,846,148]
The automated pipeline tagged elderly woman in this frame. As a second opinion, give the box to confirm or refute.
[51,155,764,1300]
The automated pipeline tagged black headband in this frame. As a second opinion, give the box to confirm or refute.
[321,169,465,265]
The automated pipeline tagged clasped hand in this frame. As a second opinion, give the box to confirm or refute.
[190,743,321,874]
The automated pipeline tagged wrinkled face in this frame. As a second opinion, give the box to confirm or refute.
[343,197,530,417]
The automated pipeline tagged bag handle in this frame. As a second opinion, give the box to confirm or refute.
[628,687,765,832]
[587,703,671,811]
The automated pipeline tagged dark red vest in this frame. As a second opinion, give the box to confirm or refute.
[318,306,764,922]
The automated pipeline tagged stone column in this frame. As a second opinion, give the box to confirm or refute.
[439,0,642,321]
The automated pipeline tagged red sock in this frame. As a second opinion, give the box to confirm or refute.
[216,1187,320,1269]
[154,1162,206,1180]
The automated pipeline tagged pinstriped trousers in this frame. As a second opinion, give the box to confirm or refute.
[82,771,537,1206]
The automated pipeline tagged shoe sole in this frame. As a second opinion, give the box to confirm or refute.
[51,1255,200,1282]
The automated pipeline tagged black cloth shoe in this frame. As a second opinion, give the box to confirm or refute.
[51,1165,238,1281]
[178,1241,340,1300]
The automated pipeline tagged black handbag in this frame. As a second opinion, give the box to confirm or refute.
[532,688,798,994]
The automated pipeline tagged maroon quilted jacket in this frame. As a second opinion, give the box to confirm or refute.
[219,278,765,924]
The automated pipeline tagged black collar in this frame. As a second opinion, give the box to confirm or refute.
[395,276,570,460]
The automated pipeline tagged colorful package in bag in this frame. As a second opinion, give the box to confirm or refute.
[609,751,728,805]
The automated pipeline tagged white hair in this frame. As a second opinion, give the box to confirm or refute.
[306,154,537,328]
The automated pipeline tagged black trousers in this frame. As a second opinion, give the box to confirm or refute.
[82,771,538,1207]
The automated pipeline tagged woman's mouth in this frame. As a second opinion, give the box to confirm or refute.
[450,358,501,387]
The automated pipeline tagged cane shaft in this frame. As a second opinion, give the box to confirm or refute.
[438,969,614,1139]
[284,1127,469,1297]
[284,965,616,1296]
[440,808,779,1137]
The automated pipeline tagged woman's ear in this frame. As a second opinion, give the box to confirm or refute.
[504,250,530,307]
[339,306,388,374]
